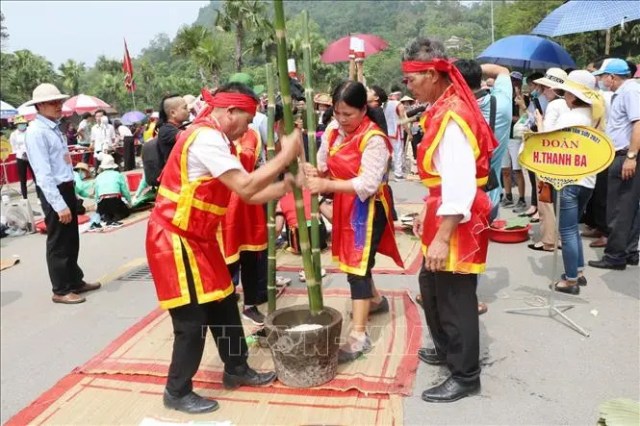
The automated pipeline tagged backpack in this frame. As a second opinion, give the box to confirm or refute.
[142,137,163,187]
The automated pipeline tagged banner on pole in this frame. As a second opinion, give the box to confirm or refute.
[123,40,136,93]
[519,126,615,190]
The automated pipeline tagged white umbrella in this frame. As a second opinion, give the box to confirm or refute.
[17,102,37,121]
[1,100,18,119]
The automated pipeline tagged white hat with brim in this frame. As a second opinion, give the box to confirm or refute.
[400,95,414,102]
[554,70,597,105]
[99,154,118,170]
[23,83,69,107]
[533,68,568,89]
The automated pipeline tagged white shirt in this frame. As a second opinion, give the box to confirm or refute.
[77,119,91,145]
[117,125,133,139]
[433,121,476,223]
[91,123,116,152]
[186,127,245,182]
[542,99,570,131]
[548,107,596,189]
[9,129,28,159]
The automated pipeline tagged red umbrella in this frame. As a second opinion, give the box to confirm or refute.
[321,34,389,64]
[63,94,110,115]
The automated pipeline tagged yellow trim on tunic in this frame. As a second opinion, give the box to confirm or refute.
[158,233,192,310]
[158,186,227,216]
[181,237,235,304]
[337,196,376,276]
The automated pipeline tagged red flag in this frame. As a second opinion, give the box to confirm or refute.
[123,39,136,93]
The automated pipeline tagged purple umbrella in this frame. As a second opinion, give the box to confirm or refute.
[121,110,146,125]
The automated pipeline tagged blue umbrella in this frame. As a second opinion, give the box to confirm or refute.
[532,1,640,37]
[121,110,146,125]
[477,35,576,70]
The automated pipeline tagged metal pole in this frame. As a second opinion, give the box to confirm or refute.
[490,0,495,44]
[130,91,137,111]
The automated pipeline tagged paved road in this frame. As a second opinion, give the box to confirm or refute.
[1,180,638,424]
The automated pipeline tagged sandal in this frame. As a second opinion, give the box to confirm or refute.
[550,281,580,295]
[528,243,554,252]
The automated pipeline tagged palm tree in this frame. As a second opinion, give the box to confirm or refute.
[1,12,8,41]
[248,20,276,62]
[58,59,85,95]
[10,50,57,102]
[173,25,223,85]
[97,73,124,110]
[193,37,224,87]
[215,0,267,71]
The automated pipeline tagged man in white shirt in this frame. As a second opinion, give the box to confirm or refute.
[90,110,116,170]
[403,37,496,403]
[9,116,35,199]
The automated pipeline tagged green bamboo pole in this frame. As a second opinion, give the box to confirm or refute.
[302,10,324,296]
[274,0,323,315]
[265,63,277,314]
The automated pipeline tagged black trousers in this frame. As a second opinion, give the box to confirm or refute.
[583,168,609,234]
[167,246,249,397]
[604,155,640,264]
[528,170,537,207]
[97,197,130,222]
[419,265,480,383]
[37,182,84,295]
[123,136,136,171]
[16,158,35,199]
[347,201,386,300]
[227,250,268,307]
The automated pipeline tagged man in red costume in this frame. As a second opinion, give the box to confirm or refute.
[221,126,269,325]
[402,37,497,402]
[145,82,301,414]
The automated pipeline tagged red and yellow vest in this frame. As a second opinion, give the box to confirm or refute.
[326,117,403,275]
[220,127,267,263]
[146,117,235,309]
[417,86,493,274]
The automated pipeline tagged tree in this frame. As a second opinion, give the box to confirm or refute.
[173,25,224,85]
[4,50,57,104]
[215,0,267,71]
[94,55,122,75]
[58,59,85,95]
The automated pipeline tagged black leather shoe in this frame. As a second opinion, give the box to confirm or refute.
[627,256,639,266]
[550,282,580,295]
[223,367,276,389]
[588,259,626,270]
[421,376,480,403]
[417,347,446,365]
[163,390,219,414]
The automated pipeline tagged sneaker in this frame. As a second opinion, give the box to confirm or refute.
[106,221,124,228]
[512,199,527,212]
[298,268,327,282]
[393,175,405,181]
[369,296,389,315]
[338,333,372,364]
[275,275,292,287]
[88,222,103,232]
[242,306,265,326]
[500,197,514,207]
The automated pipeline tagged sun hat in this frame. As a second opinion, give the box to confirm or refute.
[313,93,332,106]
[400,95,414,102]
[555,70,597,104]
[24,83,69,107]
[13,115,28,124]
[592,58,631,76]
[228,73,265,96]
[533,68,567,89]
[73,162,90,173]
[150,111,159,119]
[510,71,523,81]
[99,154,118,170]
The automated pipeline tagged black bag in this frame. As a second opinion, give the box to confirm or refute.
[142,137,163,187]
[483,93,500,192]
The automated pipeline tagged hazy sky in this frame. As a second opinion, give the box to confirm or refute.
[1,1,209,67]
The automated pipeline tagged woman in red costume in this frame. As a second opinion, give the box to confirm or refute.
[145,83,301,414]
[403,37,497,403]
[305,81,403,363]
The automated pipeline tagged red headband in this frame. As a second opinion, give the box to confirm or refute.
[401,59,452,74]
[202,91,258,115]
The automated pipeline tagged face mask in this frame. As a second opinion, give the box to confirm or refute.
[597,81,610,91]
[530,90,539,98]
[17,124,27,131]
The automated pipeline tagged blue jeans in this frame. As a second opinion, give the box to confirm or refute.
[559,185,593,280]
